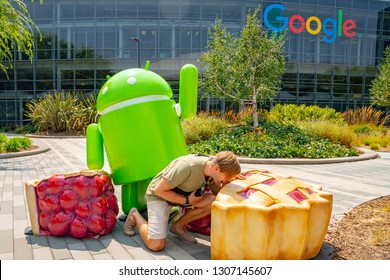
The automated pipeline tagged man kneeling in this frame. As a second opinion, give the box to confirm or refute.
[124,151,241,252]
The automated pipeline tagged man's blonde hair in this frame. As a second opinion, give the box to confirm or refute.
[211,151,241,177]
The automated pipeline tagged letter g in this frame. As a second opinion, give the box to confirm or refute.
[264,4,288,32]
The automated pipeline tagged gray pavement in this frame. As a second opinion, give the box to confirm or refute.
[0,136,389,260]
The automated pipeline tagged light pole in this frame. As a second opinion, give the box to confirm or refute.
[129,37,141,68]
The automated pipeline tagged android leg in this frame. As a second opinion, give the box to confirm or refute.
[121,179,150,214]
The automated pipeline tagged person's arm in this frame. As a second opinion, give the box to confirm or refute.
[154,178,201,206]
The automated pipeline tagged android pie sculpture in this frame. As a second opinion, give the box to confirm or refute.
[211,170,333,260]
[25,170,119,238]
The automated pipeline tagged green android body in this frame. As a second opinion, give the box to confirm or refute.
[86,62,198,214]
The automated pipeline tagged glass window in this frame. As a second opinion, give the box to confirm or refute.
[369,1,384,11]
[16,66,33,80]
[334,38,347,64]
[160,0,180,20]
[182,0,200,19]
[318,0,336,6]
[122,27,138,59]
[347,37,360,65]
[223,0,242,23]
[36,81,55,91]
[37,30,54,60]
[337,1,352,8]
[61,70,74,80]
[192,28,201,51]
[367,11,379,31]
[139,27,156,59]
[36,64,54,80]
[180,27,191,56]
[58,28,72,59]
[203,0,222,20]
[76,79,95,91]
[352,0,368,10]
[96,1,116,19]
[75,27,95,59]
[96,27,117,58]
[18,81,34,91]
[75,3,95,20]
[159,27,172,59]
[118,0,137,19]
[59,2,74,21]
[139,0,158,20]
[34,0,54,24]
[76,70,94,80]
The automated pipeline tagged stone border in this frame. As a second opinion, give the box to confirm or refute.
[236,148,379,165]
[26,133,85,139]
[0,144,51,159]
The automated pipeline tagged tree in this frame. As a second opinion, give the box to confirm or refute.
[370,45,390,108]
[200,6,286,127]
[0,0,41,76]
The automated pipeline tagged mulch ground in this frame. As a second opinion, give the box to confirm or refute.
[325,195,390,260]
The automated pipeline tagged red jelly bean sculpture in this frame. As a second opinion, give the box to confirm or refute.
[25,170,119,238]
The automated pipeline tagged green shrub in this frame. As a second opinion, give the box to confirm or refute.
[351,123,389,149]
[269,104,345,124]
[5,138,20,152]
[362,135,390,148]
[297,121,357,148]
[181,112,229,144]
[351,123,388,136]
[13,124,37,134]
[0,133,33,153]
[188,122,359,159]
[25,91,98,134]
[0,133,7,152]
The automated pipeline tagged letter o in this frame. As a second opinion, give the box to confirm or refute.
[306,16,322,35]
[289,15,305,33]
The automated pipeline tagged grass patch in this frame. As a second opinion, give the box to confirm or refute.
[0,133,33,153]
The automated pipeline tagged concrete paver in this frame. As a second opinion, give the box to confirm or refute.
[0,137,389,260]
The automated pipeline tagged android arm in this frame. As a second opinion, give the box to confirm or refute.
[178,64,198,119]
[86,123,104,170]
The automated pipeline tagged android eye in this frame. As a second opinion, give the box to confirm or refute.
[127,77,137,85]
[102,86,108,95]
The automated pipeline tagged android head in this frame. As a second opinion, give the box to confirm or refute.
[96,62,173,116]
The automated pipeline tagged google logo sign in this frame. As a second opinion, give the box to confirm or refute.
[264,4,356,44]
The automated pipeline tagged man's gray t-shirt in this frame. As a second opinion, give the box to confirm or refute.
[146,155,210,202]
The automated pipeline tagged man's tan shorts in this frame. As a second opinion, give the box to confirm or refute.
[146,199,173,240]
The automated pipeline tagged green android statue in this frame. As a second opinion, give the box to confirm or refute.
[86,61,198,214]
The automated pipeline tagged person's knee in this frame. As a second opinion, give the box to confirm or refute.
[147,239,166,252]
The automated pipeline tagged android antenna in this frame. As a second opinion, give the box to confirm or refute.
[145,61,150,71]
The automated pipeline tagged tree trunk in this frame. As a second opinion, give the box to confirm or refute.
[252,94,258,127]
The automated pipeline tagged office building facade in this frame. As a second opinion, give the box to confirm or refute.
[1,0,390,126]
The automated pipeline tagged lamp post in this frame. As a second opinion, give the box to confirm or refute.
[129,37,141,68]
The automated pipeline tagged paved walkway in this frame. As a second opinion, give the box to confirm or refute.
[0,137,389,260]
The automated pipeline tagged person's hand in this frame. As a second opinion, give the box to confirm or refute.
[188,191,203,205]
[235,173,246,180]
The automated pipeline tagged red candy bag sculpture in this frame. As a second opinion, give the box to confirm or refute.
[25,170,119,238]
